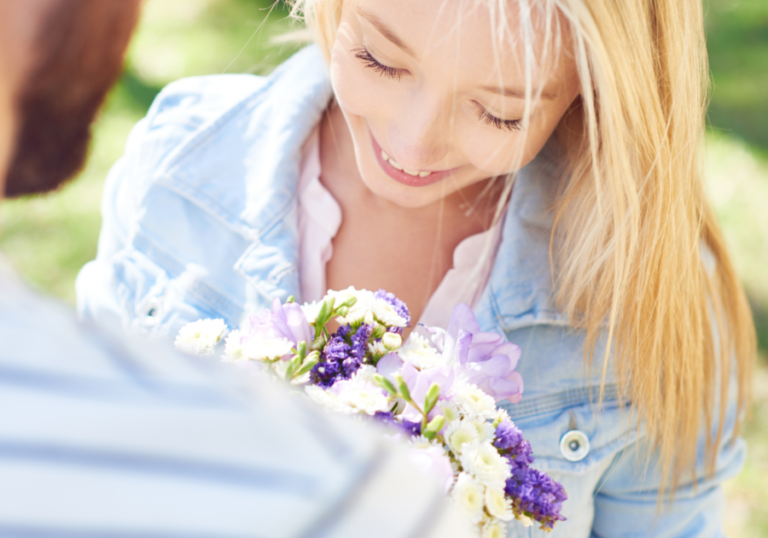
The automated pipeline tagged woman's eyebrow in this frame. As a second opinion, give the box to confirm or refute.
[357,8,417,58]
[480,85,558,100]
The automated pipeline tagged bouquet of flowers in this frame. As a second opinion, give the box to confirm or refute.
[176,288,567,535]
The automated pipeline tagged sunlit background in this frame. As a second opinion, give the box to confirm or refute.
[1,0,766,534]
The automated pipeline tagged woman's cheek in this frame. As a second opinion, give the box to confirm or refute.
[330,52,393,122]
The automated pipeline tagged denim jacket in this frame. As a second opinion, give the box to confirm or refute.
[77,46,745,537]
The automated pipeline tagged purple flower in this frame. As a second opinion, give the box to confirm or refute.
[375,289,411,333]
[310,324,374,388]
[495,420,524,450]
[445,304,524,403]
[310,360,340,388]
[247,298,313,353]
[399,361,454,423]
[400,419,422,436]
[505,466,567,529]
[373,410,397,427]
[408,446,455,493]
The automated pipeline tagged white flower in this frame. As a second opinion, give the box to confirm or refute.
[328,287,374,325]
[174,319,227,356]
[382,332,402,351]
[305,385,353,414]
[494,408,511,426]
[307,366,389,416]
[450,381,497,420]
[409,435,439,450]
[301,301,323,324]
[452,472,485,523]
[469,418,495,443]
[459,441,511,488]
[339,383,389,415]
[241,336,293,361]
[517,513,533,527]
[328,287,408,329]
[222,330,245,361]
[444,419,480,454]
[368,340,388,357]
[371,297,407,327]
[481,518,508,538]
[485,486,513,521]
[399,332,442,369]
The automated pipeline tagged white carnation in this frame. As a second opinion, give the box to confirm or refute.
[444,419,480,454]
[485,486,513,521]
[481,518,508,538]
[241,336,294,361]
[452,472,485,524]
[451,381,497,420]
[174,319,227,356]
[399,332,442,369]
[459,441,511,488]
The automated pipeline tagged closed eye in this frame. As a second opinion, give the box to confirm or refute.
[474,102,523,132]
[353,47,405,81]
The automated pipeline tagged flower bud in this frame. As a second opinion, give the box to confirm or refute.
[423,383,441,414]
[425,415,445,434]
[336,306,349,317]
[286,295,295,304]
[372,324,387,339]
[374,374,398,396]
[297,341,307,359]
[382,332,402,351]
[293,351,320,378]
[394,373,411,402]
[311,336,326,351]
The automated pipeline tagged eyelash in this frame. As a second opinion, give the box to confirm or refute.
[475,107,523,132]
[354,48,403,80]
[353,47,522,133]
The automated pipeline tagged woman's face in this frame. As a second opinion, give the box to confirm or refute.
[329,0,580,208]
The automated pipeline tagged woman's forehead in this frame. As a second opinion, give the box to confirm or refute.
[350,0,575,93]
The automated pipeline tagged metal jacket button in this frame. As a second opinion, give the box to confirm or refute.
[560,430,590,462]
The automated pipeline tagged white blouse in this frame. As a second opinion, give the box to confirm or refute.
[298,127,503,329]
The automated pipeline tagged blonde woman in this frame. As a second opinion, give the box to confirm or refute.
[78,0,755,534]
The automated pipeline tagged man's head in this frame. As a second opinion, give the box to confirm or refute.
[0,0,142,198]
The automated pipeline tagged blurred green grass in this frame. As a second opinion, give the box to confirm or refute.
[0,0,766,534]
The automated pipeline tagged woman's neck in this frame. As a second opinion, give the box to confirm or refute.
[318,101,505,326]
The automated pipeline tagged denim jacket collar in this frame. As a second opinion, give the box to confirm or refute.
[149,45,565,332]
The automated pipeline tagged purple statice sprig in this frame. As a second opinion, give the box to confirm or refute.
[310,323,374,387]
[495,420,567,530]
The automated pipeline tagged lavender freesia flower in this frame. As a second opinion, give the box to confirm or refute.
[444,304,524,403]
[246,297,313,354]
[399,361,454,423]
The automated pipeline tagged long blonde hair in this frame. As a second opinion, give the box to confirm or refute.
[287,0,756,498]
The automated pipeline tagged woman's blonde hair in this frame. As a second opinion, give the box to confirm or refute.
[287,0,756,498]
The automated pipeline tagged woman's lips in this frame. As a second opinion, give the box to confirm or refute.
[370,133,458,187]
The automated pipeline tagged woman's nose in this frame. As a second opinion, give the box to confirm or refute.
[386,90,452,170]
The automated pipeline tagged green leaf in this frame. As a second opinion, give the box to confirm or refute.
[374,374,397,396]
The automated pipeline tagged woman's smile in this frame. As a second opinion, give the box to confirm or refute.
[369,130,460,187]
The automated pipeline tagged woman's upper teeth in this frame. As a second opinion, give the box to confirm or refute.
[381,150,432,177]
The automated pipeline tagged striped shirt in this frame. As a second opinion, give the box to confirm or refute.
[0,256,469,538]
